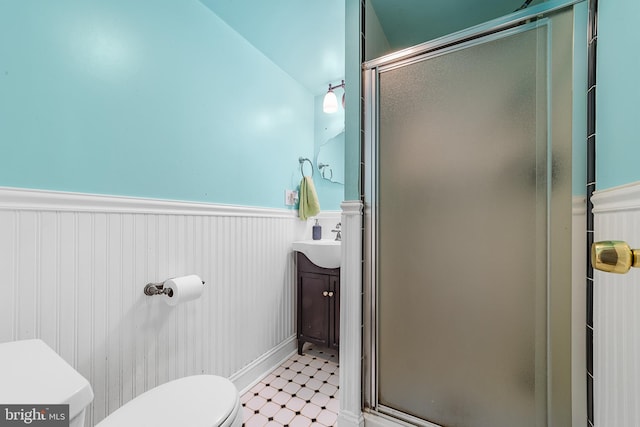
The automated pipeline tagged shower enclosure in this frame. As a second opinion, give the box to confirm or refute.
[363,2,582,426]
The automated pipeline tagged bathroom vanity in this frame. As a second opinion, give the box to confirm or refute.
[296,252,340,355]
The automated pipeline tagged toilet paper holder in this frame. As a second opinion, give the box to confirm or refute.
[144,278,206,297]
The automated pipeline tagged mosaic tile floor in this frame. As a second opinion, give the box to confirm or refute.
[241,345,339,427]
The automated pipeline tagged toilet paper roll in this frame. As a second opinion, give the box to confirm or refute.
[163,274,204,306]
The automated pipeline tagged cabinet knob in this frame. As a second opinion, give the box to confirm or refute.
[328,291,334,297]
[323,291,329,297]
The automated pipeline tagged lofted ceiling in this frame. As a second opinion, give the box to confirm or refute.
[199,0,545,96]
[199,0,345,96]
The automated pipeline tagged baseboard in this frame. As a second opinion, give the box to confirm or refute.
[229,335,297,394]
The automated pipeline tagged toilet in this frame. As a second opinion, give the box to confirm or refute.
[0,339,243,427]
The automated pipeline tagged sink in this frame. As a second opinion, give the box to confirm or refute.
[292,240,341,269]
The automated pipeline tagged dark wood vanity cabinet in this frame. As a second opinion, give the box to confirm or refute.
[296,252,340,355]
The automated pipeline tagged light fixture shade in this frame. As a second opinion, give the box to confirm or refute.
[323,90,338,113]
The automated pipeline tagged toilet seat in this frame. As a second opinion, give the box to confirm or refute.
[95,375,241,427]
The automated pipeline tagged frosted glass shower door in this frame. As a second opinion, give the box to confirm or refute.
[373,18,572,427]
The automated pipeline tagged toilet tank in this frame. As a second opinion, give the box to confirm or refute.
[0,339,94,427]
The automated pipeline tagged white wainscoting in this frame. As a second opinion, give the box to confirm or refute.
[0,187,340,426]
[592,181,640,427]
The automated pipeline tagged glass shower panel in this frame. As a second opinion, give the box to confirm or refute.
[377,25,549,427]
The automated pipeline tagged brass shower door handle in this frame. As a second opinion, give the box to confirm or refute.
[591,240,640,274]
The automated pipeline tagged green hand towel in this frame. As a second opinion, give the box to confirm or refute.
[299,176,320,220]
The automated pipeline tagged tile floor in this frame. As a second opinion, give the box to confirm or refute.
[241,344,339,427]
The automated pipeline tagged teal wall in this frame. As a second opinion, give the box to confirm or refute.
[596,0,640,190]
[344,0,361,201]
[0,0,314,208]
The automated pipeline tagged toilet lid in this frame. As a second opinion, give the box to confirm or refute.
[96,375,239,427]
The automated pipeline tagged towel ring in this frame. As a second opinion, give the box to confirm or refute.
[299,157,314,178]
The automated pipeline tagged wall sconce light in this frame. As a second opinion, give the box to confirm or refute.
[323,80,345,114]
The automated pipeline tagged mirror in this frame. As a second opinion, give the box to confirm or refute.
[317,130,345,184]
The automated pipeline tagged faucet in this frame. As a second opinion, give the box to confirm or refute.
[331,222,342,241]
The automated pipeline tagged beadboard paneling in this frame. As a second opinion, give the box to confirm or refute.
[0,187,339,426]
[592,182,640,427]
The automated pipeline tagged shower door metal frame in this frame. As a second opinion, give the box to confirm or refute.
[363,1,582,425]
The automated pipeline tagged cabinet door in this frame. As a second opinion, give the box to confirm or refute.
[329,275,340,349]
[298,272,330,345]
